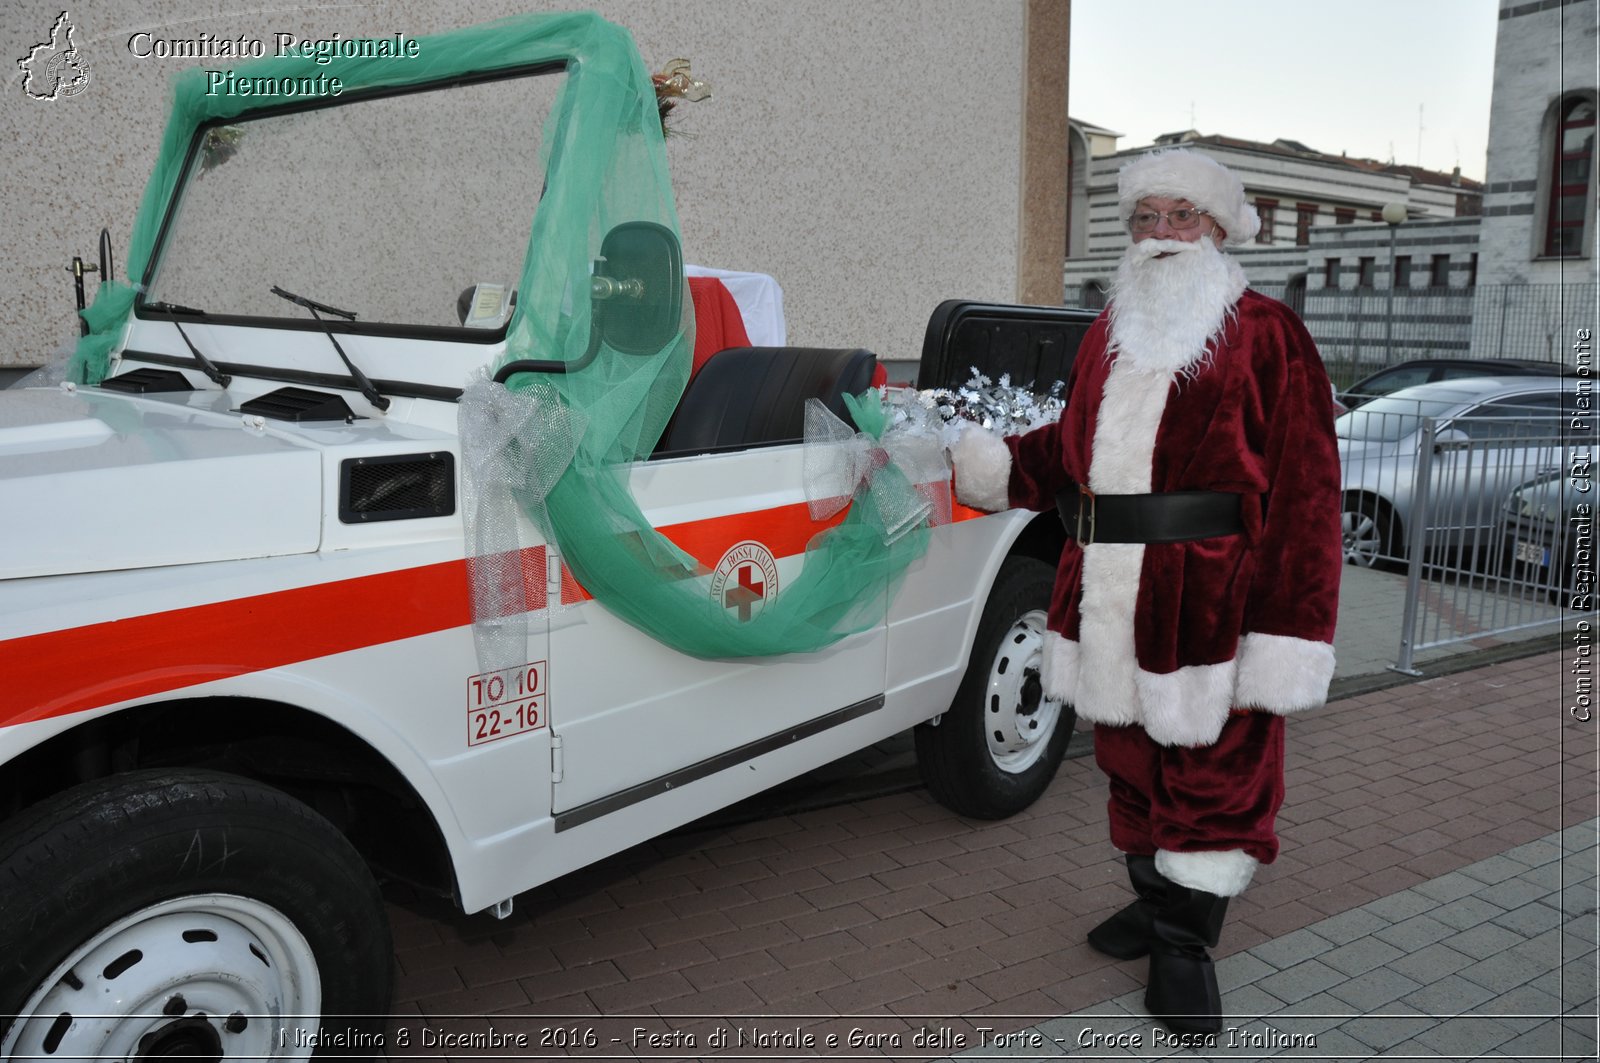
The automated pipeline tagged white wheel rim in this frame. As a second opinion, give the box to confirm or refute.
[2,893,321,1061]
[1342,508,1383,566]
[984,607,1062,774]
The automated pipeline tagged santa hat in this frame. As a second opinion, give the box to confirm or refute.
[1117,149,1260,246]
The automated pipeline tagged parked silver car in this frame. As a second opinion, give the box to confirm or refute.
[1337,376,1577,566]
[1337,357,1570,409]
[1500,465,1598,607]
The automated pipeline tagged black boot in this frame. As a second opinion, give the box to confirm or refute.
[1087,854,1168,959]
[1145,884,1229,1035]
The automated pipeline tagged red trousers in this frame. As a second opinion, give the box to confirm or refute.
[1094,711,1285,865]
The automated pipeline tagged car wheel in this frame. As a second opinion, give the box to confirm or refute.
[916,555,1074,819]
[0,769,392,1059]
[1342,496,1398,567]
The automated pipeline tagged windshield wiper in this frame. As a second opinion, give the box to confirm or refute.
[269,285,390,412]
[143,300,231,388]
[144,299,207,317]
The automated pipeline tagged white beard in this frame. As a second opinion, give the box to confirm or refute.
[1107,238,1248,378]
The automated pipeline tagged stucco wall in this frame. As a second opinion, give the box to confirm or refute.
[1,0,1028,369]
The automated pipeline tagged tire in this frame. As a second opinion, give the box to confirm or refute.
[1341,495,1399,567]
[916,555,1075,819]
[0,769,392,1060]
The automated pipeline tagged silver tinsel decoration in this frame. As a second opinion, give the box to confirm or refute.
[913,367,1066,436]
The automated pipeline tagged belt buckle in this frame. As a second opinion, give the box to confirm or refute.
[1076,485,1096,545]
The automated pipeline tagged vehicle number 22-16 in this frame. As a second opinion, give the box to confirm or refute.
[466,662,546,746]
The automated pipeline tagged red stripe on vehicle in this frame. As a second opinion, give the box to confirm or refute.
[2,558,476,727]
[2,494,988,726]
[661,501,849,566]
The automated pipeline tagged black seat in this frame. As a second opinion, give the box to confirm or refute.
[654,346,877,457]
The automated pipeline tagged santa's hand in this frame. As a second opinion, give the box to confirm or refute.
[948,424,1014,512]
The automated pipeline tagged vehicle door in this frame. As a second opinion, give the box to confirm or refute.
[544,442,888,824]
[1428,391,1564,549]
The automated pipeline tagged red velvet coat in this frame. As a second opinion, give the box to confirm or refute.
[955,290,1342,747]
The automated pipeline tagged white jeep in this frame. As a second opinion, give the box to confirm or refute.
[0,13,1092,1057]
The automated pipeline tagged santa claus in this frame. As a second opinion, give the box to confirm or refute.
[950,148,1342,1034]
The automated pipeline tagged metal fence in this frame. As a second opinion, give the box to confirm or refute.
[1471,284,1599,363]
[1336,405,1597,672]
[1072,282,1595,392]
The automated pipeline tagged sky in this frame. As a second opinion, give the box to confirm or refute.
[1070,0,1501,181]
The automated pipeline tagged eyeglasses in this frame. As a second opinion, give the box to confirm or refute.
[1127,207,1212,234]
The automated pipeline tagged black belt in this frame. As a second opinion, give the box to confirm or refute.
[1056,483,1243,545]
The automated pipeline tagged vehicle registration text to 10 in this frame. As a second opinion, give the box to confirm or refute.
[467,663,547,746]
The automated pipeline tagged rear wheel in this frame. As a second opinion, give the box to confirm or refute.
[916,556,1074,819]
[0,769,392,1059]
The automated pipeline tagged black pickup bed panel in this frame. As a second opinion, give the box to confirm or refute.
[917,300,1099,393]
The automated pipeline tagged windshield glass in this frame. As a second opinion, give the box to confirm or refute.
[144,69,563,333]
[1334,390,1469,442]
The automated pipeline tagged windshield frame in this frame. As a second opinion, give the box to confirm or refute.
[133,58,569,345]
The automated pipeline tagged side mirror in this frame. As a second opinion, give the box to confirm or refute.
[1433,427,1471,453]
[591,221,683,355]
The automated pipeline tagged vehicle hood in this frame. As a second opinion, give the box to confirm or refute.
[0,387,322,579]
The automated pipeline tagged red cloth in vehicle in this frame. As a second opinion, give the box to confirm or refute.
[689,275,887,387]
[688,277,752,377]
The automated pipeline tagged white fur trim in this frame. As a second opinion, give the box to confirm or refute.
[949,426,1012,512]
[1088,363,1172,492]
[1070,362,1171,728]
[1136,661,1238,747]
[1040,631,1081,709]
[1075,542,1143,725]
[1156,848,1260,897]
[1235,633,1336,715]
[1117,149,1261,246]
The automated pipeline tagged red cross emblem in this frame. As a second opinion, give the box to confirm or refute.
[710,540,780,624]
[723,564,765,622]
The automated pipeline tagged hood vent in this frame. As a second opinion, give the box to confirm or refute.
[238,387,357,422]
[100,368,195,394]
[340,452,455,523]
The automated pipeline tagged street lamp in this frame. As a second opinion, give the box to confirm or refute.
[1382,201,1407,363]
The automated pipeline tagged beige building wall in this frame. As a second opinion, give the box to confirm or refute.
[2,0,1058,372]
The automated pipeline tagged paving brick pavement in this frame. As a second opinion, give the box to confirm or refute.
[967,819,1597,1062]
[381,648,1596,1060]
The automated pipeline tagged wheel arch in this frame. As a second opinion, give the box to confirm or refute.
[952,510,1065,674]
[1009,509,1068,568]
[0,696,458,902]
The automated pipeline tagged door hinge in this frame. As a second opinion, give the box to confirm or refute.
[550,732,564,784]
[546,544,563,604]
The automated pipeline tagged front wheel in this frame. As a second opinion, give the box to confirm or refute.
[916,555,1075,819]
[1342,495,1400,567]
[0,769,393,1059]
